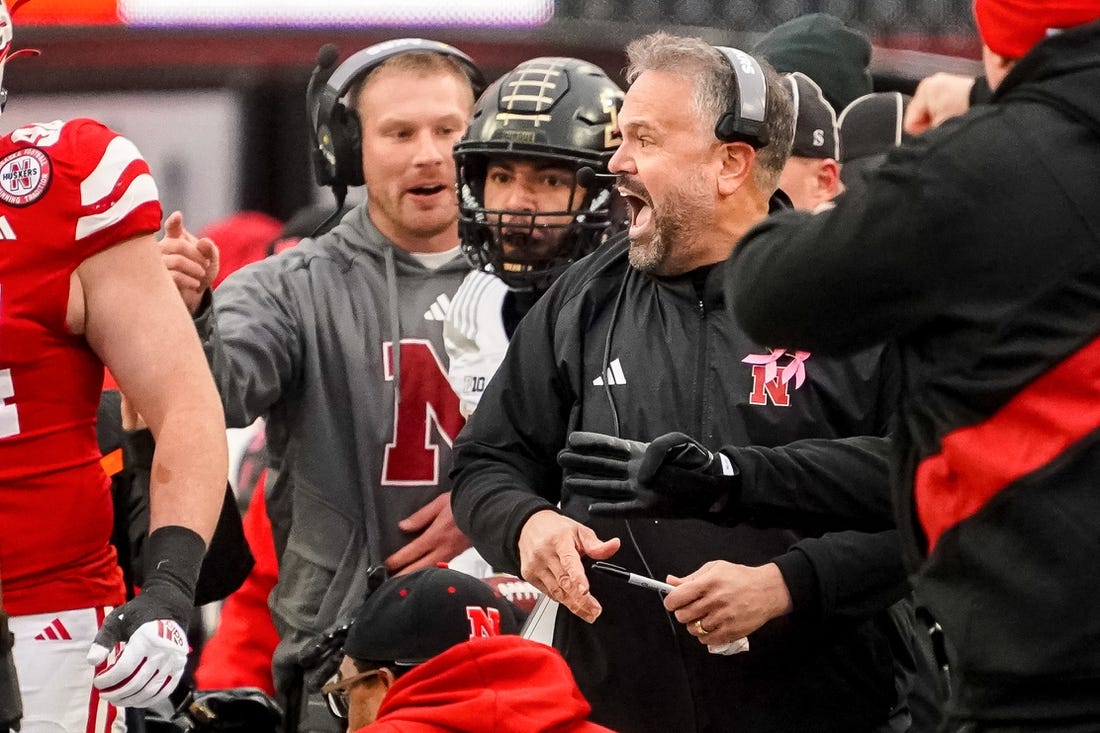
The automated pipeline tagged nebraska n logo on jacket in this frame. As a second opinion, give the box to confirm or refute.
[743,349,811,407]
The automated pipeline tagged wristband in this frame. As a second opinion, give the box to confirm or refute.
[143,525,206,608]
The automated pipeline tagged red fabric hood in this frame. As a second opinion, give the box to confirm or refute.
[359,635,615,733]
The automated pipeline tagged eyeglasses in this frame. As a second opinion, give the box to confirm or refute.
[320,668,386,720]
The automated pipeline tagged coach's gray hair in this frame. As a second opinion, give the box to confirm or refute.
[624,32,794,192]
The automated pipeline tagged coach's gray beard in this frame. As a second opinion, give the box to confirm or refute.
[628,189,697,273]
[628,226,667,272]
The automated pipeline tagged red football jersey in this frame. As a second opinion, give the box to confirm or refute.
[0,118,162,616]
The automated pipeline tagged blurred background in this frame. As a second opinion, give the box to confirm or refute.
[12,0,983,231]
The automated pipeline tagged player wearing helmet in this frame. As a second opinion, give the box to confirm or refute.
[445,57,624,417]
[0,1,227,730]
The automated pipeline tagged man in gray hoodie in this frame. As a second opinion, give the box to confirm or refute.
[160,39,483,733]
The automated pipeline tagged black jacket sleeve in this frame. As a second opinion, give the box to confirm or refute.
[775,530,908,619]
[450,283,577,575]
[728,106,1085,357]
[722,434,895,531]
[727,140,955,355]
[719,433,906,619]
[969,75,992,106]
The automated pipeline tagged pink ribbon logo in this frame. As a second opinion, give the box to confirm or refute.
[741,349,811,389]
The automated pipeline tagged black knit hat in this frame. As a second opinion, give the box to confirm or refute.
[343,567,519,666]
[786,72,839,159]
[753,13,873,113]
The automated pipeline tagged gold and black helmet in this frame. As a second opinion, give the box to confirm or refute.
[456,57,625,291]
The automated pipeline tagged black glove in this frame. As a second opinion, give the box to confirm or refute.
[558,431,738,518]
[88,525,205,708]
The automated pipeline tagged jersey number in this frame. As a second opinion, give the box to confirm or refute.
[0,285,19,438]
[381,339,465,485]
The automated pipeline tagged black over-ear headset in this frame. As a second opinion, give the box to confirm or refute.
[308,38,486,192]
[712,46,770,148]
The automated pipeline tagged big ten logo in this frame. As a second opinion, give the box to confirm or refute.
[466,605,502,639]
[743,349,811,407]
[463,375,487,395]
[381,339,465,485]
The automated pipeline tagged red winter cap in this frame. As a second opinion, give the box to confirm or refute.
[973,0,1100,58]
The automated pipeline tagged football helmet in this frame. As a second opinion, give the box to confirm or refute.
[0,1,38,114]
[456,57,624,291]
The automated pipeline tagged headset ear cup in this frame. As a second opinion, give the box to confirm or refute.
[343,107,364,187]
[714,112,737,143]
[313,111,337,188]
[313,128,334,188]
[329,102,365,188]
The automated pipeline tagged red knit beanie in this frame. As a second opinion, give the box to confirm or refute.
[973,0,1100,58]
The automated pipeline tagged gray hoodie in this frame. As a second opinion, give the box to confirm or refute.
[196,204,470,696]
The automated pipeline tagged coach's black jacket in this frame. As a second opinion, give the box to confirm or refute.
[451,237,906,733]
[729,21,1100,727]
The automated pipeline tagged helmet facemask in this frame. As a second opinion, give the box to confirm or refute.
[458,151,618,291]
[456,57,625,292]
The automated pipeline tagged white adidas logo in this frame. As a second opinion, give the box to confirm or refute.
[0,216,15,240]
[592,358,627,386]
[423,292,452,321]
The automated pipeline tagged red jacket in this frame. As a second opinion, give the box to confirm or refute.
[360,635,615,733]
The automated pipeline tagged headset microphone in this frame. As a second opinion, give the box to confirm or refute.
[576,166,617,188]
[307,43,340,164]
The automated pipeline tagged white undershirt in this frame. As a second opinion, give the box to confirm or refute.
[410,246,462,270]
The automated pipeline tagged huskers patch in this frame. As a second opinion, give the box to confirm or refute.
[0,147,51,206]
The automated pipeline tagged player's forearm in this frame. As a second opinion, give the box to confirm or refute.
[146,395,228,544]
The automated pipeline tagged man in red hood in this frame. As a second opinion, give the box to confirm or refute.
[322,567,613,733]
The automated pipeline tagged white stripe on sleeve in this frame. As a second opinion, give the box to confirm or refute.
[80,136,146,206]
[75,173,159,241]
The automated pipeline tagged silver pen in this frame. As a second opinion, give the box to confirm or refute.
[591,561,675,594]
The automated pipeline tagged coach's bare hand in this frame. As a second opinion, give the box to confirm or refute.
[518,509,620,623]
[665,560,792,644]
[159,210,219,314]
[385,492,471,576]
[904,72,975,135]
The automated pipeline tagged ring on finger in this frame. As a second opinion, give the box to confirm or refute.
[694,619,711,635]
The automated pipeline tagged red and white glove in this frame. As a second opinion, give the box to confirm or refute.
[86,526,206,708]
[86,619,189,707]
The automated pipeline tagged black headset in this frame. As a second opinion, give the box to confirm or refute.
[308,38,486,192]
[713,46,770,148]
